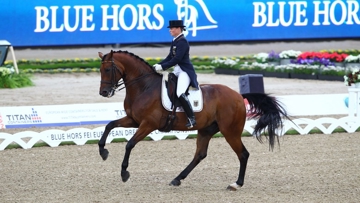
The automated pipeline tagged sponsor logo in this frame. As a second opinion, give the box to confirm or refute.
[33,1,218,38]
[5,108,42,124]
[174,0,218,37]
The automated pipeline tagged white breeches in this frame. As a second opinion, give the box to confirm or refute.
[173,65,191,97]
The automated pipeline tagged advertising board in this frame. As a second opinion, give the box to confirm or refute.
[1,0,359,47]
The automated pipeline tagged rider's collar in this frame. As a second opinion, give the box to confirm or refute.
[173,33,183,41]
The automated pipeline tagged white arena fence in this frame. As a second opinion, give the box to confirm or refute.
[1,93,358,150]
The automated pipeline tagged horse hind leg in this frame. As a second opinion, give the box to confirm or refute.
[221,128,249,191]
[170,122,219,186]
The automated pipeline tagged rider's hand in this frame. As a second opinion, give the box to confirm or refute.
[153,64,163,72]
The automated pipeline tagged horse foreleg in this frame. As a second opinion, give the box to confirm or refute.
[98,116,138,161]
[170,128,215,186]
[120,123,154,182]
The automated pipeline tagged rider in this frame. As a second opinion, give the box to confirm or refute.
[153,20,199,129]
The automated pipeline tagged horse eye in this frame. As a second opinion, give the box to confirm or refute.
[105,67,111,73]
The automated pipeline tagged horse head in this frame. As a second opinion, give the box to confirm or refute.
[98,50,160,98]
[98,50,126,97]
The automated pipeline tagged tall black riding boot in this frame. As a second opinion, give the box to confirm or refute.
[179,93,196,129]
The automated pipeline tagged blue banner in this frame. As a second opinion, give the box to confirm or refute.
[1,0,359,47]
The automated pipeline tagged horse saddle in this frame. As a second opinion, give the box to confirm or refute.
[161,73,203,112]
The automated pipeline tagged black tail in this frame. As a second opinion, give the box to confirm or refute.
[242,93,291,150]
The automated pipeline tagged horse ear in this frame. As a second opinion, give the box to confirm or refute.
[98,52,103,59]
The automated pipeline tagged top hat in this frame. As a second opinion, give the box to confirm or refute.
[167,20,186,28]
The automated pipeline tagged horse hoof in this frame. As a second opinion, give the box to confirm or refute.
[121,171,130,182]
[169,179,181,186]
[226,185,237,191]
[226,183,240,191]
[99,149,109,161]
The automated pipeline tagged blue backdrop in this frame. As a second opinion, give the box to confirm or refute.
[1,0,359,47]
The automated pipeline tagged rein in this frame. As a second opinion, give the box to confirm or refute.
[100,59,155,92]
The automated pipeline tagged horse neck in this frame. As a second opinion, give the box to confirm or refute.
[124,69,162,103]
[115,53,161,96]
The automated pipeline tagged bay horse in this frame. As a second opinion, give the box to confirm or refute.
[97,50,290,190]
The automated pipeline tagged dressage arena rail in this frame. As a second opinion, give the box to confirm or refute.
[1,117,360,150]
[1,93,359,150]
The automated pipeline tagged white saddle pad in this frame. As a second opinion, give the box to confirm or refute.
[161,75,203,112]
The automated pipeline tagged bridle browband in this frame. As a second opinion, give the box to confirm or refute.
[100,57,156,92]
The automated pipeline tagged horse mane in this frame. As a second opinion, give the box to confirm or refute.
[117,50,153,66]
[102,50,158,73]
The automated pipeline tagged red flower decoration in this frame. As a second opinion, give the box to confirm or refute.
[298,52,348,62]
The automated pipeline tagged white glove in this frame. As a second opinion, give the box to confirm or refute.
[153,64,163,72]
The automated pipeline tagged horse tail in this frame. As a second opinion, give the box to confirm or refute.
[242,93,291,150]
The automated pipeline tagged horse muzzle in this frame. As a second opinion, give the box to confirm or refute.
[99,87,115,98]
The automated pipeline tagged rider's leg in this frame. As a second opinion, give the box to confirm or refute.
[177,72,196,129]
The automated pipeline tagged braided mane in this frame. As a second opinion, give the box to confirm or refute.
[115,50,153,69]
[101,50,161,75]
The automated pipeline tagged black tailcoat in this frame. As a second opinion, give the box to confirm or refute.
[159,34,199,89]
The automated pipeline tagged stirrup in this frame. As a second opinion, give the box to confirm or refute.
[185,117,196,129]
